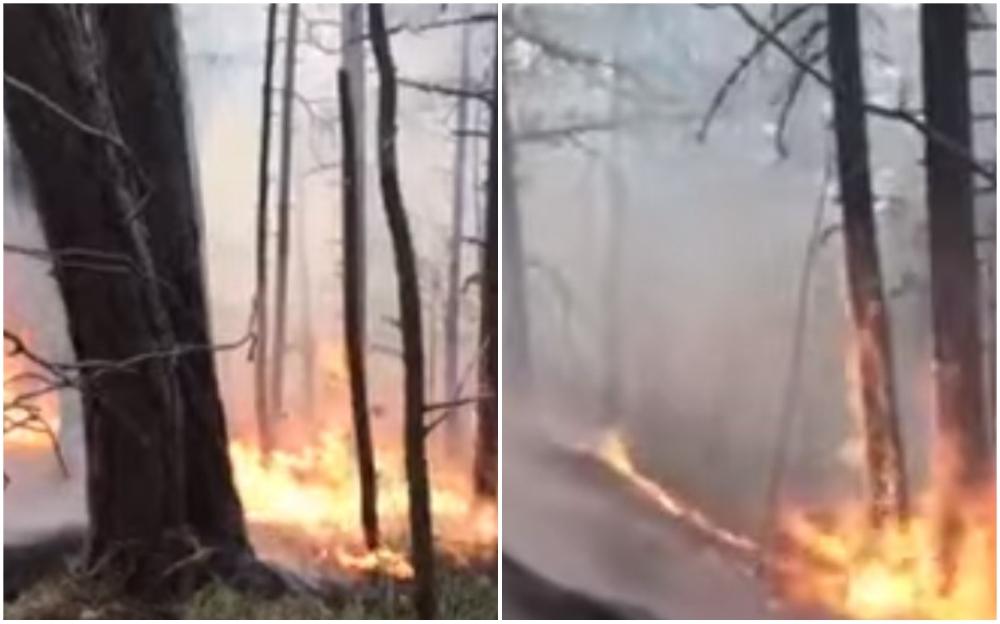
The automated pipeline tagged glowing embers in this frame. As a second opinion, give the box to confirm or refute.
[229,425,496,579]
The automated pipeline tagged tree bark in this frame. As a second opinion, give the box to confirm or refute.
[338,68,379,551]
[474,58,499,501]
[920,4,990,486]
[826,4,908,528]
[368,5,436,618]
[254,3,278,454]
[269,3,300,423]
[4,4,248,596]
[295,174,316,420]
[341,4,367,350]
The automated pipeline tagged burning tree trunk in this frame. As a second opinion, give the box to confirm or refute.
[443,8,474,437]
[338,68,379,550]
[502,86,532,386]
[255,3,278,454]
[269,3,300,423]
[826,4,908,528]
[474,60,499,500]
[920,4,990,486]
[5,4,248,595]
[368,5,436,618]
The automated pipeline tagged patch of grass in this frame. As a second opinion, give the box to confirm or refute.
[5,565,498,619]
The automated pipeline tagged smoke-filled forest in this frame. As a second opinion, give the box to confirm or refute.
[502,4,996,620]
[4,4,497,619]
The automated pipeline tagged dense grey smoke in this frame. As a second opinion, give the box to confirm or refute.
[503,5,995,617]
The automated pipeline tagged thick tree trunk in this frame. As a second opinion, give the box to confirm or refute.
[369,6,436,618]
[443,9,474,438]
[341,4,367,345]
[921,4,990,485]
[269,4,300,423]
[826,5,908,528]
[4,4,247,596]
[474,61,499,501]
[254,3,278,454]
[338,68,379,550]
[502,86,532,387]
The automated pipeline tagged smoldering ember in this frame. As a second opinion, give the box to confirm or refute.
[3,4,497,620]
[502,4,995,620]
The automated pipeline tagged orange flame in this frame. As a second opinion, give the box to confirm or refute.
[3,326,61,452]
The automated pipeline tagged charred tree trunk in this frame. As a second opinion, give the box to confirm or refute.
[369,5,435,617]
[341,4,367,345]
[4,4,248,596]
[254,3,278,453]
[338,68,379,550]
[269,3,299,423]
[443,9,474,440]
[474,60,499,501]
[827,5,908,528]
[920,4,990,485]
[502,85,532,387]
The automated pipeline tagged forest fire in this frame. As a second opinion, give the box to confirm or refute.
[773,474,995,618]
[591,430,995,619]
[229,424,497,580]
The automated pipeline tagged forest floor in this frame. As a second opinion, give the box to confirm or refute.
[4,558,497,619]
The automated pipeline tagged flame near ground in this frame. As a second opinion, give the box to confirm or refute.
[592,430,996,619]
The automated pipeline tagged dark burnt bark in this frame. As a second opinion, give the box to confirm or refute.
[368,5,436,618]
[826,5,908,527]
[269,3,299,423]
[474,61,499,501]
[338,68,379,550]
[4,4,247,595]
[254,3,278,454]
[920,4,990,484]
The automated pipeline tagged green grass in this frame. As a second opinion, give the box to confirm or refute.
[4,565,497,620]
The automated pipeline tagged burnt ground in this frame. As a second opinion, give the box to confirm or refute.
[502,393,821,620]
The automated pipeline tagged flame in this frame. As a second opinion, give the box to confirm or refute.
[229,421,497,579]
[593,431,759,557]
[774,484,995,619]
[3,326,62,452]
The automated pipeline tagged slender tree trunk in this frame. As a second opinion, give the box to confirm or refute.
[5,4,248,596]
[295,174,315,420]
[341,3,367,356]
[270,4,300,423]
[602,37,626,425]
[474,58,499,500]
[921,4,989,485]
[369,5,435,617]
[502,85,532,387]
[255,3,278,453]
[827,4,908,528]
[443,8,474,439]
[338,68,379,550]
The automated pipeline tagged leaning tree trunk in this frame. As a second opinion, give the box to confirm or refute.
[474,58,499,501]
[269,3,300,423]
[921,4,990,487]
[369,5,436,618]
[501,85,532,387]
[4,4,248,596]
[827,4,908,528]
[338,68,379,550]
[254,3,278,454]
